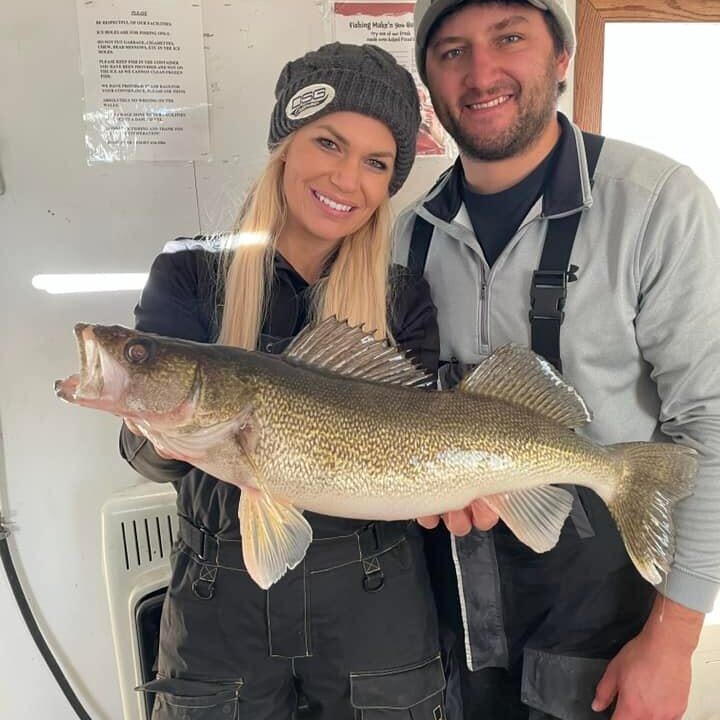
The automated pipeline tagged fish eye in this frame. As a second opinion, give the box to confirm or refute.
[124,338,156,365]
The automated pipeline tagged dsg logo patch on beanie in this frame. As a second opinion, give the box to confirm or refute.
[285,84,336,120]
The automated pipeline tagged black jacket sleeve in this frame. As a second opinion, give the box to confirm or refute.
[389,264,440,381]
[119,244,218,483]
[134,245,218,341]
[119,426,193,484]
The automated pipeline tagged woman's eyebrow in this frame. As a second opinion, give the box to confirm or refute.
[315,124,348,145]
[315,124,395,158]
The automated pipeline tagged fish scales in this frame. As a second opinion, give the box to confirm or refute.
[55,320,697,589]
[231,363,612,512]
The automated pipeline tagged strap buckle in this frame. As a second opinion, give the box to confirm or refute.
[528,265,578,323]
[196,526,211,561]
[362,563,385,593]
[191,565,217,600]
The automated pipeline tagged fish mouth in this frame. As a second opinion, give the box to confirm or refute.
[55,324,128,410]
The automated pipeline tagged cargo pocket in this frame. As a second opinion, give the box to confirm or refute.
[350,654,446,719]
[138,676,245,719]
[521,648,612,720]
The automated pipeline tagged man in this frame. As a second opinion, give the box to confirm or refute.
[393,1,720,719]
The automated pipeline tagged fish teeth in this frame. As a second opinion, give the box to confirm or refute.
[76,332,103,397]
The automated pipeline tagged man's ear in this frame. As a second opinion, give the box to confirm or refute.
[556,48,571,83]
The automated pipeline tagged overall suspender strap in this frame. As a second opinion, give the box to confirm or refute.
[407,215,434,276]
[529,132,605,373]
[408,133,605,373]
[407,166,453,276]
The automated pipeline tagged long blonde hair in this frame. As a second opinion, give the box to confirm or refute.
[217,138,393,349]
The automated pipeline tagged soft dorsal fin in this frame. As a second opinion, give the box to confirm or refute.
[459,345,591,428]
[283,317,434,387]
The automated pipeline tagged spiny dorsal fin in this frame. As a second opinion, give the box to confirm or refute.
[283,317,433,387]
[459,345,591,428]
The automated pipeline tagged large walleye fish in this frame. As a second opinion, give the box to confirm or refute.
[55,319,697,589]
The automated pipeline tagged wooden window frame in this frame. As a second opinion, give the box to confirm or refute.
[573,1,720,132]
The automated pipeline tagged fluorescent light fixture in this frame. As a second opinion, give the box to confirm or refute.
[32,273,149,294]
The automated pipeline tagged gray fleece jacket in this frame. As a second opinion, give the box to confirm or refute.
[393,113,720,615]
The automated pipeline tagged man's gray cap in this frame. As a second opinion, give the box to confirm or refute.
[269,42,421,196]
[414,0,576,84]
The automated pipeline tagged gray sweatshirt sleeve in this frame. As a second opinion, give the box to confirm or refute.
[634,164,720,612]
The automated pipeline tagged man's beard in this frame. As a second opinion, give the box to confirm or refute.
[434,62,559,161]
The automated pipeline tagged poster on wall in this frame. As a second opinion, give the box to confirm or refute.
[76,0,210,163]
[333,1,451,157]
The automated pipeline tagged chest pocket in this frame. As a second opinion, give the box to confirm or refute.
[350,654,446,719]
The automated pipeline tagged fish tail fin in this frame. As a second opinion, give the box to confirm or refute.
[605,442,697,585]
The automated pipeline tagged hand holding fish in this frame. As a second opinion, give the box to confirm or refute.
[591,596,702,720]
[123,418,185,462]
[418,499,499,535]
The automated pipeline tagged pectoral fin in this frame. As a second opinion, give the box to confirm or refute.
[239,489,313,589]
[482,486,574,553]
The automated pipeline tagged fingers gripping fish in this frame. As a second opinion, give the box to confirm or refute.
[55,318,697,590]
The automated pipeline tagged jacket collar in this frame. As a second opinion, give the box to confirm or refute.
[274,247,338,285]
[422,112,593,222]
[273,251,309,289]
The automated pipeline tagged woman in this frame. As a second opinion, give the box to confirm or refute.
[120,43,445,719]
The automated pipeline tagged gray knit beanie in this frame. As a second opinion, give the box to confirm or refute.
[414,0,576,85]
[268,42,421,196]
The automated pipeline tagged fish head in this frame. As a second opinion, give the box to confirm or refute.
[55,324,203,426]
